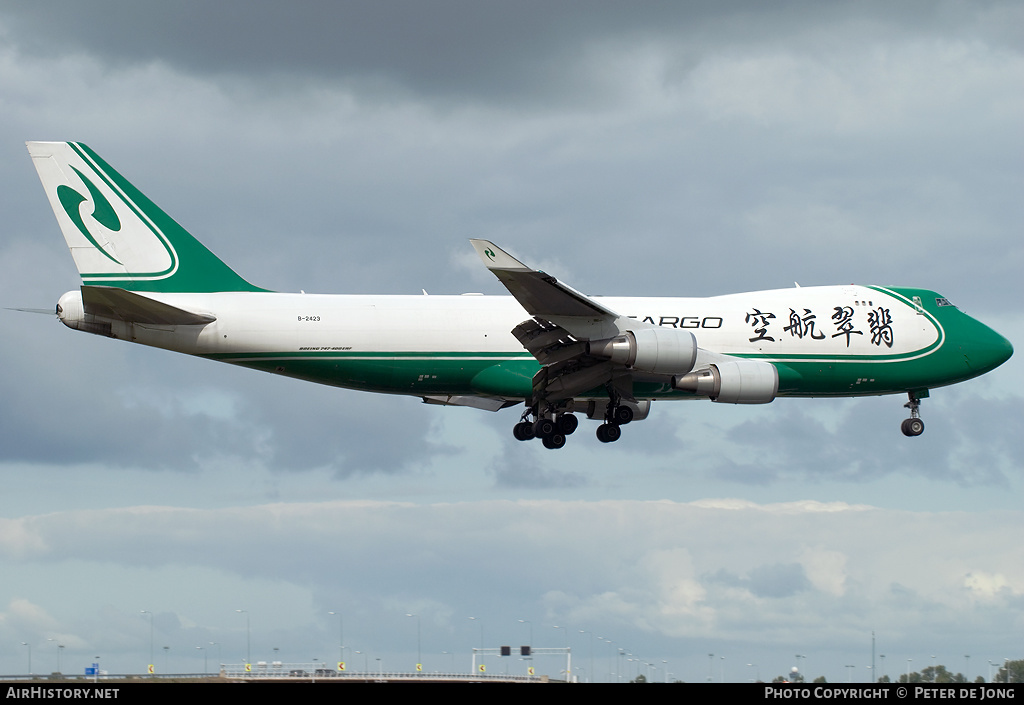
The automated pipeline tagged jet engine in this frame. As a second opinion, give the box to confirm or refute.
[588,328,698,375]
[672,359,779,404]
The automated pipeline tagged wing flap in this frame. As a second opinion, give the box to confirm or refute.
[511,318,589,365]
[421,395,517,412]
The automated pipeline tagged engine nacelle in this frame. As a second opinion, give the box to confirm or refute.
[672,359,778,404]
[588,328,698,375]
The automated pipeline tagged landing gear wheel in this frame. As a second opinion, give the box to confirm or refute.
[542,433,567,450]
[513,422,536,441]
[596,423,621,443]
[533,417,556,438]
[557,414,579,436]
[901,391,926,437]
[901,418,924,437]
[612,405,634,425]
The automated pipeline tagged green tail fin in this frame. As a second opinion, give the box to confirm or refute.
[28,141,265,293]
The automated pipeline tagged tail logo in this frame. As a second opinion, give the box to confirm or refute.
[56,166,124,265]
[28,141,264,293]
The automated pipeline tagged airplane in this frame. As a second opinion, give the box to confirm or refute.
[27,141,1013,449]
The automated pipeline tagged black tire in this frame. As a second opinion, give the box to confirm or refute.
[902,418,924,437]
[557,414,579,436]
[596,423,621,443]
[513,422,535,441]
[613,405,634,425]
[533,418,556,438]
[542,433,566,449]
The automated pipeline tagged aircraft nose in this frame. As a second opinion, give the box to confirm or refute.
[963,320,1013,374]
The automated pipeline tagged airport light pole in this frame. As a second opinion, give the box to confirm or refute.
[236,609,250,664]
[141,610,154,672]
[406,613,421,670]
[328,611,344,665]
[210,642,221,672]
[519,619,533,647]
[21,642,31,675]
[579,630,594,683]
[602,638,616,683]
[468,616,483,648]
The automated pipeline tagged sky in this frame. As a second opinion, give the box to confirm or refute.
[0,0,1021,683]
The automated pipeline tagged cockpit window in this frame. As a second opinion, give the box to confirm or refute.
[935,297,955,307]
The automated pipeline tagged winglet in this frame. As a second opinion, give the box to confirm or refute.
[470,239,531,272]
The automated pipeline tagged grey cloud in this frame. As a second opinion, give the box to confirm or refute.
[489,439,590,489]
[1,497,1020,678]
[0,322,444,476]
[714,394,1022,487]
[3,1,1020,106]
[707,563,812,599]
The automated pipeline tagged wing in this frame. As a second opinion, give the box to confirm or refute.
[470,240,779,413]
[470,239,657,405]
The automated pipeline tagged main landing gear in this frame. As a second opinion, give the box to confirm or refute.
[513,408,579,449]
[512,395,636,449]
[901,391,925,437]
[595,398,633,444]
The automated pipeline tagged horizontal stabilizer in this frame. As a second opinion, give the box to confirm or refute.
[82,286,216,325]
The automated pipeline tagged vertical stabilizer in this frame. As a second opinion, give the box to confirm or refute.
[27,141,264,293]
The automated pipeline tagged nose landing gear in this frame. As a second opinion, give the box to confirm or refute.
[901,391,925,437]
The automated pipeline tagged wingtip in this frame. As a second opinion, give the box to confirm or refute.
[470,239,530,271]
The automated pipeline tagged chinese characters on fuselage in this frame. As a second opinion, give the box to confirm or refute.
[743,305,891,347]
[634,306,895,348]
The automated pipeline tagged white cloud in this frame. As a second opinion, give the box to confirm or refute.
[798,547,849,597]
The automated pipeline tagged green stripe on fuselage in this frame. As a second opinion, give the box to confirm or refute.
[200,351,538,397]
[199,287,1007,401]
